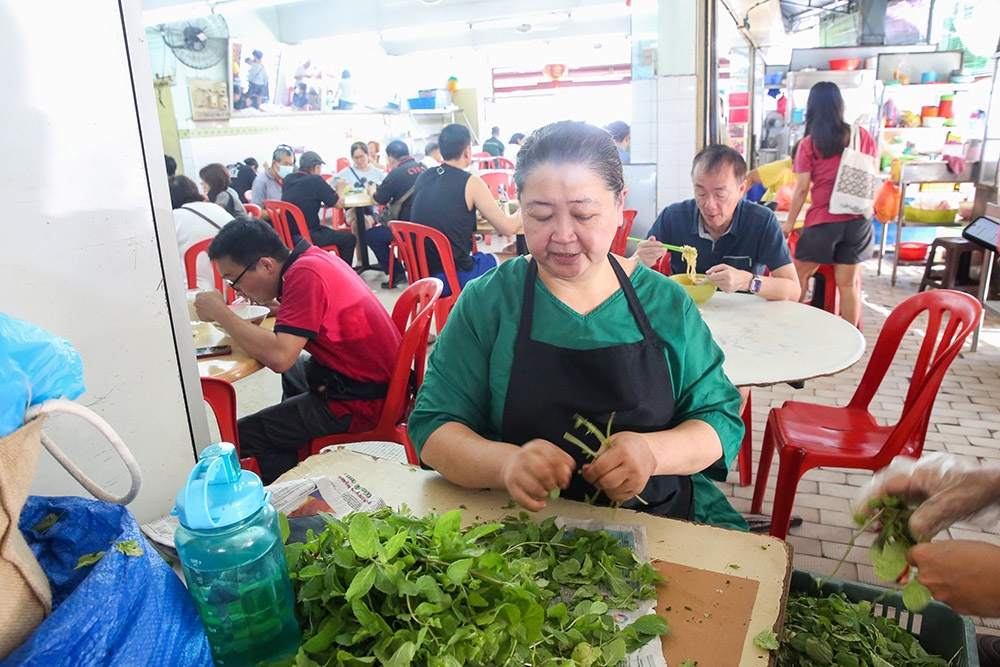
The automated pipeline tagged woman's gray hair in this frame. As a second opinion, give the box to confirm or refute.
[513,121,624,203]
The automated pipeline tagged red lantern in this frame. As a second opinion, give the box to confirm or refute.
[542,63,567,86]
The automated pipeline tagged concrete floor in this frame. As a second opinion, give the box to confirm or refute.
[229,240,1000,635]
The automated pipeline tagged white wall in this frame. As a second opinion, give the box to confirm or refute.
[2,1,205,523]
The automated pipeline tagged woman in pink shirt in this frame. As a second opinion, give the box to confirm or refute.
[785,82,876,328]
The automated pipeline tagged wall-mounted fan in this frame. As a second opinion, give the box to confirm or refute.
[160,14,229,69]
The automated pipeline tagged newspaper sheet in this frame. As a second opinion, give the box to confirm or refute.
[556,518,668,667]
[140,474,386,559]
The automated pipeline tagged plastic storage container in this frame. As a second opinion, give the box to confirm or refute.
[789,570,978,666]
[173,443,300,666]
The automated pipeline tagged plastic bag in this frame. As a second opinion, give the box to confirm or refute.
[0,314,85,439]
[855,453,1000,541]
[1,496,212,667]
[874,179,901,223]
[774,183,794,211]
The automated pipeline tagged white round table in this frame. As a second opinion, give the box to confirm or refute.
[698,292,867,387]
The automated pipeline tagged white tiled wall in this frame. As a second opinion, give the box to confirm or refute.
[630,79,657,165]
[657,74,698,209]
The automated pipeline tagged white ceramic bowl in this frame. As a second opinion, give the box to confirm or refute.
[229,304,269,325]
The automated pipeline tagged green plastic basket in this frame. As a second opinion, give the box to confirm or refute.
[790,570,978,666]
[905,205,959,224]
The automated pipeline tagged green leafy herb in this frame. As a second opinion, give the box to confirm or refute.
[778,590,949,666]
[31,513,61,534]
[114,540,144,557]
[75,551,106,570]
[753,629,779,651]
[281,507,668,666]
[563,413,648,507]
[853,495,933,612]
[902,577,933,613]
[678,660,699,667]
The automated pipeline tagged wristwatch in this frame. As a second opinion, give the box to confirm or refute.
[749,273,763,294]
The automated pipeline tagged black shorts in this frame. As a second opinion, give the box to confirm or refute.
[794,217,873,265]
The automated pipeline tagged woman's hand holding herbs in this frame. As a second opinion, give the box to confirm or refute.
[580,432,656,503]
[906,540,1000,616]
[500,439,574,512]
[861,453,1000,540]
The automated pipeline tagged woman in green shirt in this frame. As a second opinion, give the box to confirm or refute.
[408,121,747,530]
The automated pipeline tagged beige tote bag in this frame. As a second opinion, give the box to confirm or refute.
[0,417,52,659]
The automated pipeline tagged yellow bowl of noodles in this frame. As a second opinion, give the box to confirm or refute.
[669,274,716,305]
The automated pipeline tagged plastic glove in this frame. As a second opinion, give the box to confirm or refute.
[858,453,1000,540]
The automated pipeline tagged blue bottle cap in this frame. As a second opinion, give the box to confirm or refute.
[172,442,269,530]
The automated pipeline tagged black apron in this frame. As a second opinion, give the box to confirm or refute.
[500,256,694,519]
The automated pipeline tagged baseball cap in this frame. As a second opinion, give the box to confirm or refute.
[299,151,325,169]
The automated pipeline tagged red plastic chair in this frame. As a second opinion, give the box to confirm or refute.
[389,221,463,331]
[471,152,504,170]
[336,157,350,173]
[480,171,515,200]
[184,238,235,304]
[493,157,515,170]
[200,376,261,476]
[611,210,637,255]
[262,199,340,257]
[244,203,261,217]
[478,171,517,245]
[810,264,864,330]
[788,230,863,329]
[300,278,443,464]
[750,289,983,539]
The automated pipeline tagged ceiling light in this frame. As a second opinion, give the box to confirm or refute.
[470,11,569,32]
[421,0,441,3]
[515,24,532,34]
[380,20,469,41]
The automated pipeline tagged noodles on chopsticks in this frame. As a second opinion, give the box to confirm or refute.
[680,245,698,281]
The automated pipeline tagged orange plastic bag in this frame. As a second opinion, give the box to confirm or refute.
[775,184,794,211]
[874,180,901,223]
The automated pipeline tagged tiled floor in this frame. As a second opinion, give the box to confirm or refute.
[724,256,1000,637]
[230,244,1000,634]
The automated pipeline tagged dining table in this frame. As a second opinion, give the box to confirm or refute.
[193,317,275,382]
[276,447,792,667]
[699,292,866,388]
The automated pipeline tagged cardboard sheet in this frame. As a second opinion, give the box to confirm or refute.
[654,560,761,666]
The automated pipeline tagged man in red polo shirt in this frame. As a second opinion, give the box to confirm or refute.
[194,218,400,483]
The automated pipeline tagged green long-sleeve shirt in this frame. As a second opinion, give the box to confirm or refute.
[408,257,747,530]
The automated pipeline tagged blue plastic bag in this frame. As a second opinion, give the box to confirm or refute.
[2,497,212,666]
[0,314,86,439]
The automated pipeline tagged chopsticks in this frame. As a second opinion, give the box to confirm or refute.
[626,237,687,253]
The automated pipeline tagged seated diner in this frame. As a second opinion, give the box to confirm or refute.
[408,120,747,530]
[409,123,522,292]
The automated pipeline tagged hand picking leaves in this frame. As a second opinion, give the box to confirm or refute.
[564,413,648,508]
[856,495,933,612]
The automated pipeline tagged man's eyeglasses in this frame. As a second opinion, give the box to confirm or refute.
[226,257,263,290]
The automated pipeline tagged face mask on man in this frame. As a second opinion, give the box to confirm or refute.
[277,164,294,178]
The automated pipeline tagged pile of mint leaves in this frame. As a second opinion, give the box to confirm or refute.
[778,591,951,666]
[277,507,668,667]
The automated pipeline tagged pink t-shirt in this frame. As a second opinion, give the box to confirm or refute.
[275,246,401,429]
[794,127,876,227]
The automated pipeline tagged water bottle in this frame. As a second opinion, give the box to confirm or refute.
[498,184,508,202]
[173,443,300,666]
